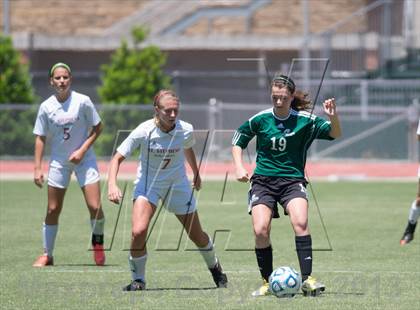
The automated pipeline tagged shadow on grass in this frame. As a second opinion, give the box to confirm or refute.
[319,292,365,296]
[145,287,218,291]
[57,263,120,267]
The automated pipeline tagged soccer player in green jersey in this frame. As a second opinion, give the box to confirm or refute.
[232,75,341,297]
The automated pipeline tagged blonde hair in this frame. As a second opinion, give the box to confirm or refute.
[153,89,179,108]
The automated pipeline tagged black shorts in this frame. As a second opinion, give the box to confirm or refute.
[248,174,308,218]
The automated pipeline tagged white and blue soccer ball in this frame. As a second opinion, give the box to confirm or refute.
[269,266,302,298]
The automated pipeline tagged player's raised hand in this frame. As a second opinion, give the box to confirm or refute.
[34,168,44,188]
[192,173,202,191]
[323,98,337,117]
[235,166,250,183]
[108,184,122,204]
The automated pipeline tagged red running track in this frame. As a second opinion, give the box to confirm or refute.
[0,160,417,180]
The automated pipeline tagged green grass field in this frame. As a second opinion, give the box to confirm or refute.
[1,180,419,309]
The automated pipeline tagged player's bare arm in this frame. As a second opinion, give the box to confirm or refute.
[184,147,201,190]
[232,145,250,182]
[323,98,342,139]
[107,151,125,204]
[69,122,103,164]
[34,135,46,188]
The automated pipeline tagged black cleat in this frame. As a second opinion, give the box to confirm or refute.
[400,222,416,245]
[209,262,228,288]
[123,279,146,291]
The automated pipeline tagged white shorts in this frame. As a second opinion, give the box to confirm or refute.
[48,158,100,189]
[133,176,196,215]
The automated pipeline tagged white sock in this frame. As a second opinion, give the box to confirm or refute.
[90,218,105,235]
[43,223,58,257]
[129,254,147,282]
[408,201,420,224]
[199,237,218,268]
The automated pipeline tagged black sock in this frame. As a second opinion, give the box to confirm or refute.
[405,221,417,234]
[255,245,273,282]
[295,235,312,281]
[92,234,104,245]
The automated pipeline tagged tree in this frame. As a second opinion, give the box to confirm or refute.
[0,34,37,156]
[96,27,171,156]
[98,27,170,104]
[0,34,36,104]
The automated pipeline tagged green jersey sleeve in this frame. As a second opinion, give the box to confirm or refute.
[312,116,334,140]
[232,118,257,149]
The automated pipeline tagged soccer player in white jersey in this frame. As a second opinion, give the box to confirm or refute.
[32,63,105,267]
[107,89,227,291]
[400,119,420,245]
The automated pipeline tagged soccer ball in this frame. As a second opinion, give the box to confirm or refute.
[269,266,302,298]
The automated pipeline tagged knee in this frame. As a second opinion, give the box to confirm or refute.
[131,225,148,241]
[46,204,61,217]
[88,202,102,212]
[254,224,270,241]
[293,220,308,235]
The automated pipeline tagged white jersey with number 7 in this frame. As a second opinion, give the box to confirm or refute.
[33,90,101,163]
[117,119,195,184]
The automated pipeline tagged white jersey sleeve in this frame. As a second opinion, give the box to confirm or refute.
[117,124,147,158]
[83,97,101,127]
[33,104,49,136]
[417,119,420,136]
[182,122,195,149]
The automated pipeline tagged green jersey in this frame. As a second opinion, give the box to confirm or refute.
[232,108,333,178]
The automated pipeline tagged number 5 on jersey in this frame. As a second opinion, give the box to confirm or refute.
[63,127,71,140]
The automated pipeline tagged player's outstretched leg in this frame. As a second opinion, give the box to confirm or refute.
[176,211,228,288]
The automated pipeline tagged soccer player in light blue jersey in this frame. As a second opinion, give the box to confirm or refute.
[232,75,341,297]
[32,63,105,267]
[108,90,227,291]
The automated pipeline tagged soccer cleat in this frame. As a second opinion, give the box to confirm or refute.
[400,222,416,245]
[301,276,325,296]
[32,254,54,267]
[209,261,228,288]
[92,244,106,266]
[251,279,270,297]
[92,234,105,266]
[123,279,146,291]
